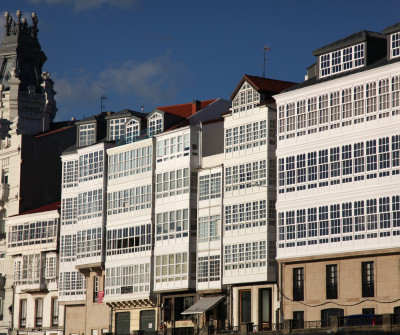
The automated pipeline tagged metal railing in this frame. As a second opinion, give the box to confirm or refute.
[20,317,26,328]
[291,320,326,330]
[392,314,400,324]
[35,316,43,327]
[250,323,282,332]
[215,325,240,333]
[172,328,194,335]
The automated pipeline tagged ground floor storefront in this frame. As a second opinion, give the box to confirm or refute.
[230,283,279,331]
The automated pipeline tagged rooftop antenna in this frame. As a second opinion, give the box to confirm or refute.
[100,87,107,114]
[262,45,271,78]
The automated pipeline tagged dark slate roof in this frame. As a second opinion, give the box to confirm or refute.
[382,22,400,35]
[76,113,111,125]
[283,56,400,93]
[105,109,147,120]
[62,143,78,154]
[62,138,111,154]
[230,75,297,100]
[312,30,385,56]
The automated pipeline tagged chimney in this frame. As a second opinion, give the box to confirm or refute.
[192,100,201,115]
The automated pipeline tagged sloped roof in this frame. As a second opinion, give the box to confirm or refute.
[382,22,400,35]
[11,201,61,217]
[165,119,190,132]
[202,118,224,126]
[312,30,385,56]
[76,113,110,125]
[230,75,297,100]
[156,99,216,119]
[282,55,400,93]
[34,126,74,138]
[106,109,147,120]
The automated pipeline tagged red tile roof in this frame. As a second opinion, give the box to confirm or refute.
[34,126,74,138]
[230,75,297,100]
[156,99,216,119]
[12,201,61,217]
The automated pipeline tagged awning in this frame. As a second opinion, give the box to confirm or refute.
[181,296,225,315]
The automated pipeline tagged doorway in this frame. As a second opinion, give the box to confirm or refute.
[115,312,130,335]
[140,310,156,334]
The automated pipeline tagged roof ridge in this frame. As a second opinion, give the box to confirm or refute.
[11,201,61,217]
[157,98,216,110]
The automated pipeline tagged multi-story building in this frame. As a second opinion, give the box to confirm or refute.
[59,114,112,335]
[0,11,75,334]
[190,119,226,331]
[6,202,62,334]
[103,99,230,335]
[274,23,400,324]
[222,75,295,330]
[104,110,155,335]
[153,99,230,335]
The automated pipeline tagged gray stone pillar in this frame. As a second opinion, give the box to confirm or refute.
[283,319,292,334]
[329,316,339,332]
[382,314,392,332]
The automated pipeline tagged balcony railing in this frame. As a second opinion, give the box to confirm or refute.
[16,278,47,292]
[52,315,58,326]
[0,183,9,202]
[291,320,326,329]
[35,316,42,327]
[250,323,283,332]
[20,317,26,328]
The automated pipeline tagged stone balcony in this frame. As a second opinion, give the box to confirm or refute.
[16,278,48,293]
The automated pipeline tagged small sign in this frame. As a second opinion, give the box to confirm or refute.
[98,291,104,303]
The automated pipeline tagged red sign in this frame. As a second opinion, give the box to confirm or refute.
[98,291,104,303]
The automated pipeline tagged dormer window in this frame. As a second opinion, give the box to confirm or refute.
[126,119,140,143]
[79,124,95,147]
[109,118,128,141]
[391,32,400,58]
[320,43,365,78]
[149,114,163,137]
[232,82,260,114]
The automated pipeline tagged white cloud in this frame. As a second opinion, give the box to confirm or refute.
[28,0,141,10]
[54,70,102,105]
[96,54,184,102]
[53,54,188,110]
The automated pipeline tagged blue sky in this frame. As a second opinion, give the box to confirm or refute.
[2,0,400,121]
